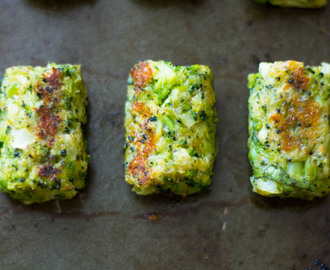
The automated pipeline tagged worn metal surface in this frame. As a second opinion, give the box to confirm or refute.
[0,0,329,269]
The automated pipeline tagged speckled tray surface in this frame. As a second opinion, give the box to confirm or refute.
[0,0,329,269]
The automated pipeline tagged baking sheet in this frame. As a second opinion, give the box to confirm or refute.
[0,0,329,269]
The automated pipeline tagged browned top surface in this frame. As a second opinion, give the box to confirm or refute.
[128,101,156,185]
[35,67,63,145]
[270,94,320,152]
[130,61,153,90]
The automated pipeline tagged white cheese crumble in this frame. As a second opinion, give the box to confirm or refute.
[11,128,36,149]
[256,178,281,195]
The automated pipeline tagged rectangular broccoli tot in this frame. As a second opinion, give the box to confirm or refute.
[124,60,217,196]
[255,0,327,8]
[248,61,330,199]
[0,64,88,204]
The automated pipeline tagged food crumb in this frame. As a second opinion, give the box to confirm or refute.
[222,221,227,231]
[145,213,163,221]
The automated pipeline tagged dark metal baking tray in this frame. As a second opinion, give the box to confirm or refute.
[0,0,329,269]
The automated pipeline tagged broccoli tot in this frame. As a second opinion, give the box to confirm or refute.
[255,0,327,8]
[248,61,330,199]
[124,60,217,196]
[0,64,88,204]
